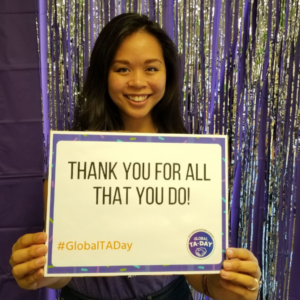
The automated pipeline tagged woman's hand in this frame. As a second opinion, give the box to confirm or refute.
[10,232,71,290]
[209,248,261,300]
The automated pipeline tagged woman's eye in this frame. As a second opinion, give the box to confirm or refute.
[116,68,129,73]
[147,67,158,72]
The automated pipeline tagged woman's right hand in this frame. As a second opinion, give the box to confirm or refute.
[10,232,70,290]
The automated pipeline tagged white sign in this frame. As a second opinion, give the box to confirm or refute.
[45,132,228,276]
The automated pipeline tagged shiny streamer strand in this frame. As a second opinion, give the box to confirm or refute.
[39,0,300,299]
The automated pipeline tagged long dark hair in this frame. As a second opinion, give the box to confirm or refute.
[74,13,186,134]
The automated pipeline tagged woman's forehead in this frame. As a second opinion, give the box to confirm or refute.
[112,31,164,63]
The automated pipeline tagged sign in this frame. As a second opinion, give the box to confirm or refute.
[45,132,228,276]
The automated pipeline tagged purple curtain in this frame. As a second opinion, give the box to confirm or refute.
[290,149,300,300]
[0,0,50,299]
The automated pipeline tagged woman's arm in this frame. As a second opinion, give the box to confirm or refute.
[185,248,261,300]
[9,181,72,290]
[10,232,72,289]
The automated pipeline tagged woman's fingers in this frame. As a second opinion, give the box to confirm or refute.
[223,259,261,278]
[219,247,261,299]
[10,232,47,269]
[220,269,260,290]
[12,232,47,252]
[226,248,258,263]
[12,256,46,280]
[17,268,45,290]
[10,244,47,267]
[225,248,261,279]
[220,279,257,298]
[9,232,62,290]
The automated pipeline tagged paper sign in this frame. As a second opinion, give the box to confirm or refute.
[45,132,228,276]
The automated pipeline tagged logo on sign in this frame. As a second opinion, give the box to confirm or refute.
[187,229,215,259]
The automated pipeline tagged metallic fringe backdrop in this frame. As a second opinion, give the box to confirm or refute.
[37,0,300,299]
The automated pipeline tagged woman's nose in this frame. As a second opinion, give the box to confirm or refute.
[127,71,146,88]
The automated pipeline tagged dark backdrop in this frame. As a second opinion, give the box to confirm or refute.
[0,0,47,299]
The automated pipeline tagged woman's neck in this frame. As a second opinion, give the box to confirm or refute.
[122,116,157,133]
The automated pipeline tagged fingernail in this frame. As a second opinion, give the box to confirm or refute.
[223,261,232,269]
[35,257,45,266]
[36,269,44,278]
[37,233,45,242]
[221,270,230,278]
[37,247,46,255]
[227,248,234,257]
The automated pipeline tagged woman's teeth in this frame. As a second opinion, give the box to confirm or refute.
[127,95,148,102]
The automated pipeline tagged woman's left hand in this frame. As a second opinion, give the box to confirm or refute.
[209,248,261,300]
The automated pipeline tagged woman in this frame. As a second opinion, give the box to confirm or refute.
[10,13,261,300]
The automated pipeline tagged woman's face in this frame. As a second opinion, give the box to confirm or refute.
[108,31,166,131]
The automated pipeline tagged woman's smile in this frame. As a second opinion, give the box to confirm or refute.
[125,94,150,102]
[125,94,151,107]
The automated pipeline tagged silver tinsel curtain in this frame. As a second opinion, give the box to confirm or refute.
[38,0,300,299]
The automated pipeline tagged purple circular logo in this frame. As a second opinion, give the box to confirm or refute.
[187,230,215,259]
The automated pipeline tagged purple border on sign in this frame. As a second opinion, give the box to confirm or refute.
[47,134,227,274]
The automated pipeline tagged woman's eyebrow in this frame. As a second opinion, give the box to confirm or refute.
[112,60,130,65]
[112,59,163,65]
[144,59,163,64]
